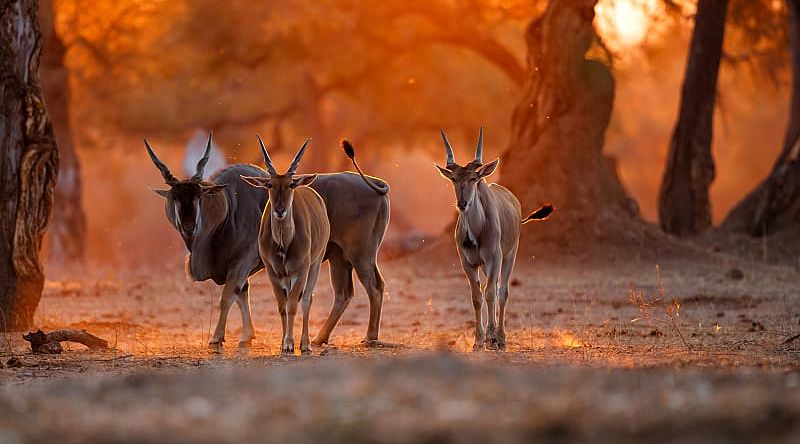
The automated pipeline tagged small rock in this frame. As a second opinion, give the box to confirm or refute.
[749,321,765,332]
[726,268,744,280]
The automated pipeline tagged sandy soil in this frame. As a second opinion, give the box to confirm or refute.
[1,246,799,442]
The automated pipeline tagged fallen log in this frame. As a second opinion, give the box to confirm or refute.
[22,329,109,354]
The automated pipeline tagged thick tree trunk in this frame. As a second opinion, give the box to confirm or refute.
[501,0,638,248]
[658,0,728,236]
[722,0,800,235]
[39,0,86,266]
[0,0,59,331]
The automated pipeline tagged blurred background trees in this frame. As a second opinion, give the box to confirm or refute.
[31,0,800,267]
[40,0,86,268]
[723,0,800,237]
[658,0,728,236]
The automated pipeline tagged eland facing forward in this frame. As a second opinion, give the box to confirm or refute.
[147,134,266,348]
[436,128,553,351]
[241,138,330,354]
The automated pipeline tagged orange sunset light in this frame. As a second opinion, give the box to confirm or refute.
[596,0,663,49]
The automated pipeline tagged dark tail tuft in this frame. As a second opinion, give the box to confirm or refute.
[341,139,389,196]
[522,204,555,224]
[342,139,355,160]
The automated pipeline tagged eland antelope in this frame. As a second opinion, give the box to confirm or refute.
[435,128,553,351]
[147,133,266,348]
[241,137,330,354]
[309,140,390,347]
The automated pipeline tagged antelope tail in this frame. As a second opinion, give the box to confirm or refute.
[522,204,555,224]
[342,140,389,196]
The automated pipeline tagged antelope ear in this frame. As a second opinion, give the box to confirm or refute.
[151,188,170,198]
[293,174,317,187]
[201,184,228,195]
[240,175,269,188]
[476,158,499,178]
[434,164,453,180]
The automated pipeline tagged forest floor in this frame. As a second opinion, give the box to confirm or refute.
[1,243,800,442]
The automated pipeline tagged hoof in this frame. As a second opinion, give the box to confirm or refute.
[301,348,312,356]
[472,342,485,352]
[238,339,253,348]
[208,340,224,352]
[486,338,499,351]
[311,337,328,347]
[496,332,507,351]
[360,339,398,349]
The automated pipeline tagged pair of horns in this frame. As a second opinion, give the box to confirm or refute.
[440,127,483,168]
[256,135,311,176]
[145,132,213,185]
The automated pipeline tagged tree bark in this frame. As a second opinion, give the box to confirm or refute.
[658,0,728,236]
[0,0,59,331]
[500,0,638,248]
[722,0,800,235]
[39,0,86,266]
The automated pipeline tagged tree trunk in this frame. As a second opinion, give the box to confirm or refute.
[722,0,800,235]
[40,0,86,266]
[0,0,59,331]
[658,0,728,236]
[500,0,638,248]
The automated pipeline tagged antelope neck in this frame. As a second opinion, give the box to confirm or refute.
[460,184,487,241]
[271,210,295,251]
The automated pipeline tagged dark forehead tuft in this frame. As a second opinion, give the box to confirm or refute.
[446,163,482,179]
[464,160,483,169]
[170,182,202,200]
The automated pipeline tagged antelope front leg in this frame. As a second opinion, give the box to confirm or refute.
[460,257,484,351]
[300,263,322,355]
[209,282,237,349]
[496,250,517,351]
[483,253,502,350]
[269,279,289,354]
[283,273,308,354]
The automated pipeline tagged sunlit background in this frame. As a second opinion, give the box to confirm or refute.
[45,0,791,267]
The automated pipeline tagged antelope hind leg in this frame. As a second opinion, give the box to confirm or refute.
[312,250,353,346]
[235,280,256,347]
[354,260,385,344]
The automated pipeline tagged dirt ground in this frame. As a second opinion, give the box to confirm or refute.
[1,244,800,442]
